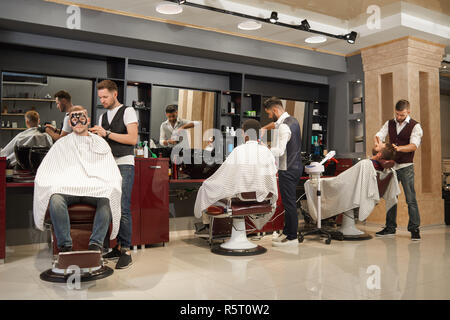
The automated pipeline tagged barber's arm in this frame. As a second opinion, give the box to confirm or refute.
[269,124,291,157]
[374,121,389,150]
[394,123,423,153]
[91,123,138,145]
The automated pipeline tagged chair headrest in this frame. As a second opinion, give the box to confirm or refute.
[378,159,395,169]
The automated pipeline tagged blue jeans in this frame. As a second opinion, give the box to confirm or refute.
[386,165,421,232]
[117,165,135,249]
[49,194,112,249]
[279,168,302,240]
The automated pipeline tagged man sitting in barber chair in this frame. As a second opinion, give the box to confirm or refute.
[33,106,122,252]
[0,110,53,168]
[194,119,278,237]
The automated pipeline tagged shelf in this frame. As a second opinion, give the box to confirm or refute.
[243,115,260,118]
[3,81,47,86]
[1,128,27,130]
[1,113,25,116]
[138,131,150,135]
[222,90,241,95]
[221,113,240,117]
[134,107,151,111]
[1,98,56,102]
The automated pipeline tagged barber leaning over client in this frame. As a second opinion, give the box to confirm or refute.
[90,80,138,269]
[262,97,303,247]
[374,99,423,241]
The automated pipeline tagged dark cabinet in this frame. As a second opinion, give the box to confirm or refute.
[110,158,169,248]
[139,158,169,244]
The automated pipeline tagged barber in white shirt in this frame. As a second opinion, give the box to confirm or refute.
[262,97,303,247]
[159,104,199,147]
[374,99,423,241]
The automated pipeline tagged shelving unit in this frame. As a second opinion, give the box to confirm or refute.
[348,80,365,157]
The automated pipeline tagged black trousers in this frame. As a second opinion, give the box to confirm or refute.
[279,169,302,240]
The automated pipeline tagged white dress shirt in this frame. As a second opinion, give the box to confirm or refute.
[375,115,423,170]
[270,112,292,171]
[159,118,199,146]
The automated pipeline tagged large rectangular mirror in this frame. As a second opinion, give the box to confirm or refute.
[150,85,217,149]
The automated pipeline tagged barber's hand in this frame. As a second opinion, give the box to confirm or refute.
[168,139,177,145]
[260,128,267,138]
[89,125,107,137]
[392,144,401,152]
[45,124,56,132]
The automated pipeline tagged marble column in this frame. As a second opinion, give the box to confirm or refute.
[361,36,445,227]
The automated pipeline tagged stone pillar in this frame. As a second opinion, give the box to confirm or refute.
[361,36,445,227]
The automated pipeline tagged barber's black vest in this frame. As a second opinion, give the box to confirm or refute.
[282,116,303,173]
[101,106,134,157]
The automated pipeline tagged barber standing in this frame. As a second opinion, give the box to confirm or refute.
[374,99,423,241]
[90,80,138,269]
[262,97,303,247]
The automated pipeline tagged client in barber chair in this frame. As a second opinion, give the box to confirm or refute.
[0,110,53,168]
[33,106,122,252]
[194,119,278,235]
[303,143,401,239]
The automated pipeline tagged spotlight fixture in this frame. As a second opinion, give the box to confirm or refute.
[345,31,357,44]
[269,11,278,24]
[300,19,310,31]
[176,0,186,4]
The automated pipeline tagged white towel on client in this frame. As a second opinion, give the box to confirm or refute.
[304,159,400,221]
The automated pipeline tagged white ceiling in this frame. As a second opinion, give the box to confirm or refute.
[46,0,450,56]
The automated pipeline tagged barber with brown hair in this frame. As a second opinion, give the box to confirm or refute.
[90,80,138,269]
[374,99,423,241]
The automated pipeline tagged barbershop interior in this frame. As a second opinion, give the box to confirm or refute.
[0,0,450,301]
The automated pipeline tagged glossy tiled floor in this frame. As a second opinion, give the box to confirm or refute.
[1,224,450,300]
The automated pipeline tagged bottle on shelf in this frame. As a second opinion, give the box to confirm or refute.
[143,141,149,158]
[6,121,11,128]
[230,102,235,114]
[136,142,144,158]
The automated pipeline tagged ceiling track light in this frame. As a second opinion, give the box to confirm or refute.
[166,0,358,44]
[269,11,278,24]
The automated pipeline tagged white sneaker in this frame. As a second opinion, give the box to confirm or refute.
[272,232,287,242]
[272,238,298,247]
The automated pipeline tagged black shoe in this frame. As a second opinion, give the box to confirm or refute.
[195,224,210,236]
[375,227,396,237]
[59,246,72,252]
[411,229,421,241]
[88,243,103,252]
[102,245,121,260]
[115,251,132,269]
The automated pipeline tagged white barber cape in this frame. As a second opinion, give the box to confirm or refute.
[33,133,122,239]
[194,140,278,230]
[305,159,400,221]
[0,127,53,167]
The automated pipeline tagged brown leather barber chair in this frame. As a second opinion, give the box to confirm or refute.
[204,192,274,256]
[40,204,113,283]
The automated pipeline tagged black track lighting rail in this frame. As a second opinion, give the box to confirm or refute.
[169,0,358,43]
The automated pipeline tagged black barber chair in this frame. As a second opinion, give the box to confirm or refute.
[40,204,113,283]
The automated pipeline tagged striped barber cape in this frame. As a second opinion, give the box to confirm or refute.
[33,132,122,239]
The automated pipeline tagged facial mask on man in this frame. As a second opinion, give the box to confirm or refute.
[70,112,88,126]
